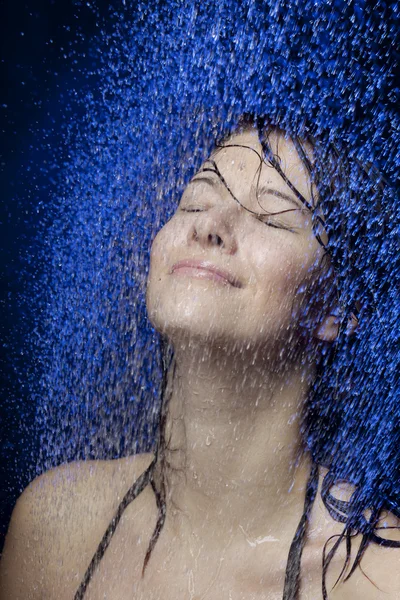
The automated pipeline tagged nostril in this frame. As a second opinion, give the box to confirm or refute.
[208,234,224,246]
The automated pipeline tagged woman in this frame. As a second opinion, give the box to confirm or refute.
[1,118,399,600]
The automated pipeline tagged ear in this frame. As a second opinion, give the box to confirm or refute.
[314,310,359,342]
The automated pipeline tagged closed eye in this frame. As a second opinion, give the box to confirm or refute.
[254,214,296,232]
[180,207,295,232]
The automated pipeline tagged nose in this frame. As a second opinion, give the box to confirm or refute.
[187,206,238,255]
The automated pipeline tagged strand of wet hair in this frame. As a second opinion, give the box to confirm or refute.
[320,471,400,597]
[282,461,319,600]
[254,116,400,596]
[73,455,157,600]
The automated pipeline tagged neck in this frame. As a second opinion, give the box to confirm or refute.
[161,339,315,542]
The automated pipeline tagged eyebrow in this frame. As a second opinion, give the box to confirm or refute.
[256,186,306,211]
[190,175,307,212]
[190,174,218,188]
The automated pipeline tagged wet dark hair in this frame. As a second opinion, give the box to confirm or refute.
[74,117,400,600]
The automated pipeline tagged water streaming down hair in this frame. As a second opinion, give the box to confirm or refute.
[27,2,399,599]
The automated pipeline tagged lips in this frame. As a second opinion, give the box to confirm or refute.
[171,259,242,288]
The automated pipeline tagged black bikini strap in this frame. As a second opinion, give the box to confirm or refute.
[283,462,319,600]
[74,457,156,600]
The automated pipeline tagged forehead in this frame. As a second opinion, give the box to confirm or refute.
[210,128,315,208]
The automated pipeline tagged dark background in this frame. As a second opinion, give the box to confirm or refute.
[0,0,112,553]
[1,0,398,562]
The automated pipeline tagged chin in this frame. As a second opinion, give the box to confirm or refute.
[147,274,229,331]
[146,276,304,357]
[147,295,226,344]
[147,306,275,361]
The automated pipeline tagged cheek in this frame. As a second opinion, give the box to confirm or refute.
[149,231,165,273]
[250,241,321,315]
[146,219,183,315]
[149,220,178,272]
[147,228,169,297]
[250,242,302,290]
[275,237,322,289]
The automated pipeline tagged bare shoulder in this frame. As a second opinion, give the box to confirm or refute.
[323,511,400,599]
[306,471,400,599]
[0,453,154,600]
[347,511,400,599]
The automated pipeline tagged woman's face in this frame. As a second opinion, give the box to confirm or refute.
[146,127,327,356]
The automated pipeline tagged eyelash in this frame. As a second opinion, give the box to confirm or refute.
[179,207,295,232]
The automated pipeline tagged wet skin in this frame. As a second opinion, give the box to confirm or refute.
[1,128,400,600]
[146,128,329,356]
